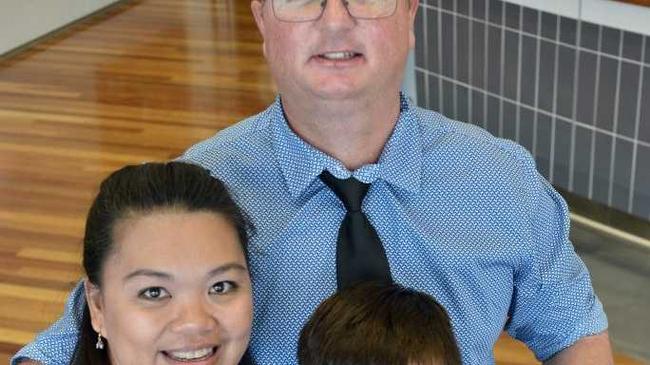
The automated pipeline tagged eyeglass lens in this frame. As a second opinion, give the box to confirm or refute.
[272,0,398,22]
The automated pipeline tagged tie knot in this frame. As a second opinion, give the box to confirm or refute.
[319,170,369,212]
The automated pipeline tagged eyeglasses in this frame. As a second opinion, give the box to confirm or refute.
[270,0,398,22]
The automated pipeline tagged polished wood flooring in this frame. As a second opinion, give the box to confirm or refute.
[0,1,645,364]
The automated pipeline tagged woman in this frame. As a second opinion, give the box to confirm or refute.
[71,161,253,365]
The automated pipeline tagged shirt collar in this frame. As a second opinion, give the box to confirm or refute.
[270,93,422,200]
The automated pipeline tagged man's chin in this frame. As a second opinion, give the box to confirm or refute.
[304,82,367,101]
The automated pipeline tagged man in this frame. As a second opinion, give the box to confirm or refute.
[15,0,613,364]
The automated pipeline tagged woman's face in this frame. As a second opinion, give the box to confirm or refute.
[85,211,253,365]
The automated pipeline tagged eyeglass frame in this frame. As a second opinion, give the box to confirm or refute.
[266,0,400,23]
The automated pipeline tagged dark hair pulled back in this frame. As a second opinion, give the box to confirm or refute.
[71,161,251,365]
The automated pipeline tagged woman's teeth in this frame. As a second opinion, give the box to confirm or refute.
[320,51,357,60]
[167,347,215,362]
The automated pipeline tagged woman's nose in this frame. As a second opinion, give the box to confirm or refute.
[169,298,218,335]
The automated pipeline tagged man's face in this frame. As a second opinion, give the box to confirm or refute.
[251,0,419,101]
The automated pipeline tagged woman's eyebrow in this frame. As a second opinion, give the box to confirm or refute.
[123,269,172,282]
[207,262,248,278]
[122,262,247,282]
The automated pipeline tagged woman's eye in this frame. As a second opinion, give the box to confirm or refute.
[209,281,237,295]
[138,287,170,301]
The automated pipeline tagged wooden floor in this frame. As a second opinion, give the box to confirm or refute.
[0,1,644,364]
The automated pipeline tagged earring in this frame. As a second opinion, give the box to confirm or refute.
[96,332,105,350]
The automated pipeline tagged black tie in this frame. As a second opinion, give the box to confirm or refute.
[319,170,393,290]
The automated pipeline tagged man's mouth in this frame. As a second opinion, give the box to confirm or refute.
[317,51,363,61]
[162,346,218,362]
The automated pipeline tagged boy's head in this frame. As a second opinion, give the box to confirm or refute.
[298,282,461,365]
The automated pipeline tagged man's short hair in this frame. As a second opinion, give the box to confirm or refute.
[298,282,462,365]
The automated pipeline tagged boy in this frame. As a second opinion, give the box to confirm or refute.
[298,282,461,365]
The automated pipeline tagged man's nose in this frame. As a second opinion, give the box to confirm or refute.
[318,0,355,28]
[170,298,218,335]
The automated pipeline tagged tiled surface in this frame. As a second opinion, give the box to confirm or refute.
[414,0,650,221]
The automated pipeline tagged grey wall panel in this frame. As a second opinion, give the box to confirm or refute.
[471,89,486,127]
[554,118,573,190]
[601,26,621,56]
[612,139,634,212]
[488,0,503,25]
[581,22,600,51]
[519,107,535,153]
[442,12,455,78]
[573,126,593,197]
[428,74,441,111]
[576,51,598,126]
[505,3,520,30]
[487,95,501,136]
[541,12,558,40]
[556,45,576,119]
[593,132,613,205]
[458,0,470,16]
[639,68,650,144]
[416,70,427,107]
[520,35,537,107]
[457,17,471,84]
[622,31,643,61]
[442,80,455,118]
[487,25,503,94]
[503,100,518,141]
[471,21,486,89]
[536,113,553,179]
[522,7,538,35]
[633,145,650,218]
[503,30,519,100]
[427,8,440,74]
[415,9,426,68]
[537,41,557,113]
[560,17,577,45]
[457,85,470,122]
[416,1,650,220]
[473,0,486,20]
[617,62,640,138]
[596,56,618,132]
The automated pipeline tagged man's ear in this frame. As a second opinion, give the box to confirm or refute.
[251,0,268,58]
[408,0,420,49]
[84,279,106,338]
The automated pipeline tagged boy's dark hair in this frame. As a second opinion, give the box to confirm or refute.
[70,161,252,365]
[298,282,461,365]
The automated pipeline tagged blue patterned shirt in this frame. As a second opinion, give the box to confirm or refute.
[13,94,607,364]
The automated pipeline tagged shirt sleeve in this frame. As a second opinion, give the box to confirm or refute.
[11,281,85,365]
[505,174,608,362]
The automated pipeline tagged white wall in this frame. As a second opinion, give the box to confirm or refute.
[0,0,120,55]
[580,0,650,36]
[503,0,650,36]
[503,0,580,18]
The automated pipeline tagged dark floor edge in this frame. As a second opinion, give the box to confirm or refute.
[558,188,650,243]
